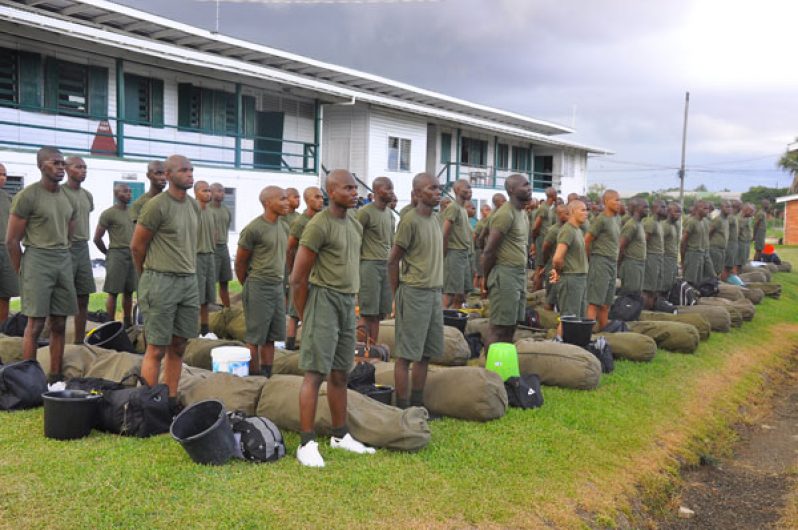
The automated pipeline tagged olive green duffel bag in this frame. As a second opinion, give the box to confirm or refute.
[208,306,246,341]
[0,335,23,364]
[512,339,601,390]
[676,305,731,332]
[36,344,102,380]
[83,349,143,383]
[716,283,745,302]
[379,319,470,366]
[182,338,247,371]
[740,287,764,305]
[639,310,711,341]
[739,268,771,283]
[594,332,657,362]
[699,297,755,321]
[777,261,791,273]
[743,281,781,299]
[626,320,700,354]
[273,349,304,376]
[177,365,267,417]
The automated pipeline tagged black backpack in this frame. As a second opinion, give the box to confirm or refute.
[586,337,614,374]
[66,377,125,394]
[608,294,643,322]
[465,333,484,359]
[1,313,27,338]
[697,277,720,297]
[227,412,286,463]
[601,320,629,333]
[0,360,48,411]
[347,362,376,393]
[504,374,544,409]
[98,375,172,437]
[653,298,677,314]
[668,280,699,307]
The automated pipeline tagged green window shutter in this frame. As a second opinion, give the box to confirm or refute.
[151,78,164,128]
[17,51,41,109]
[212,90,227,135]
[440,133,452,163]
[88,65,108,118]
[201,88,214,133]
[123,73,139,124]
[44,57,59,111]
[224,92,236,135]
[178,82,192,129]
[0,48,17,106]
[242,95,256,138]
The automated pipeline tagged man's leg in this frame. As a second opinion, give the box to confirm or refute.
[259,342,275,378]
[361,315,381,344]
[286,317,299,350]
[163,336,186,398]
[299,371,324,437]
[597,305,610,331]
[247,343,261,374]
[487,324,515,351]
[105,293,118,322]
[326,369,348,431]
[22,316,46,360]
[199,303,209,336]
[394,357,411,408]
[74,294,89,344]
[141,343,166,389]
[46,315,66,380]
[0,298,8,323]
[219,281,230,308]
[122,292,133,328]
[410,358,430,407]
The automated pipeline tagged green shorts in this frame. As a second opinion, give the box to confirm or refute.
[70,241,96,296]
[0,244,19,298]
[737,239,750,267]
[138,270,199,345]
[20,247,76,317]
[557,273,587,318]
[544,273,558,307]
[724,241,737,268]
[709,247,725,277]
[487,264,526,326]
[214,244,233,283]
[444,249,471,295]
[394,284,443,362]
[586,254,616,306]
[683,249,705,285]
[196,253,216,305]
[619,258,645,295]
[287,286,299,320]
[358,260,392,317]
[103,248,137,294]
[661,255,678,292]
[243,277,285,345]
[643,253,663,292]
[754,235,766,252]
[299,285,356,375]
[474,247,484,276]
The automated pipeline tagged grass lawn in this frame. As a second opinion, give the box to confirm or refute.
[1,251,797,528]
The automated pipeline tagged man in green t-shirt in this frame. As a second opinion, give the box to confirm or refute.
[531,186,556,263]
[584,189,620,330]
[93,183,136,326]
[129,160,166,223]
[473,203,492,290]
[290,169,374,468]
[442,179,472,308]
[280,187,302,302]
[356,176,395,343]
[725,200,741,276]
[194,181,216,338]
[62,156,96,344]
[235,186,289,378]
[398,191,417,219]
[737,203,754,268]
[618,198,648,296]
[539,204,568,310]
[642,200,666,309]
[285,186,324,351]
[661,202,681,294]
[481,174,531,347]
[752,199,769,261]
[0,163,19,323]
[388,172,444,410]
[210,182,233,308]
[7,147,77,382]
[680,201,711,286]
[551,200,589,336]
[131,155,199,409]
[709,200,731,278]
[466,201,478,288]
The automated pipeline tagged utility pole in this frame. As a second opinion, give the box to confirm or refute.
[678,92,690,214]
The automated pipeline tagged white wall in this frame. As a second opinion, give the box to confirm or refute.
[321,103,369,182]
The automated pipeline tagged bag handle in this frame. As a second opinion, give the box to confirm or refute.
[119,373,147,386]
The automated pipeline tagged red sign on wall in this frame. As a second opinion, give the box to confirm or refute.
[91,120,117,157]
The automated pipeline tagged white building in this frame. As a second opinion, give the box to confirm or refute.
[0,0,610,258]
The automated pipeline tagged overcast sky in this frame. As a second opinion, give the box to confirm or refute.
[118,0,797,193]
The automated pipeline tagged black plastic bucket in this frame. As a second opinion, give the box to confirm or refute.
[85,321,136,353]
[170,400,237,465]
[443,310,468,334]
[560,317,596,347]
[43,390,101,440]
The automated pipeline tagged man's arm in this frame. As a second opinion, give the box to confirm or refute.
[680,229,689,264]
[584,232,595,259]
[550,242,569,283]
[289,246,317,320]
[5,214,27,273]
[234,246,252,285]
[286,235,300,273]
[67,218,76,242]
[93,223,109,255]
[618,236,629,265]
[387,244,406,295]
[130,224,154,275]
[442,219,453,257]
[480,227,505,290]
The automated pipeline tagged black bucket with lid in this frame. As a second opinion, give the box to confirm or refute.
[43,390,102,440]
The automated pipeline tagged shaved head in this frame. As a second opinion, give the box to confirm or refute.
[567,200,585,215]
[286,187,300,198]
[147,160,164,173]
[165,154,190,174]
[65,156,85,167]
[193,180,209,193]
[259,185,283,205]
[326,169,355,194]
[412,172,436,192]
[545,186,557,199]
[303,186,321,202]
[113,183,129,194]
[372,176,392,193]
[37,146,62,167]
[210,182,224,192]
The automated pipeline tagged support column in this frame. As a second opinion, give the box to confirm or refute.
[455,128,461,184]
[234,83,242,169]
[115,58,124,158]
[493,135,498,188]
[313,98,321,175]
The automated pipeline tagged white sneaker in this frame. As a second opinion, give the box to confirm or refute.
[297,441,325,467]
[200,332,218,340]
[330,433,376,455]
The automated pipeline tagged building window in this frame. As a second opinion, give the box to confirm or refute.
[124,74,164,127]
[461,137,487,167]
[497,143,509,170]
[0,49,18,105]
[178,83,254,136]
[2,175,24,198]
[53,60,88,114]
[512,146,531,172]
[223,187,236,231]
[534,155,554,189]
[440,132,452,164]
[388,136,411,171]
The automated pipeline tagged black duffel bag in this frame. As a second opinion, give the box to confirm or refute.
[98,374,172,437]
[66,377,125,394]
[0,360,48,411]
[609,293,643,322]
[504,374,544,409]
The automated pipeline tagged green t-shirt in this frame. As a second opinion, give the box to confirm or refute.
[700,218,711,250]
[394,208,443,289]
[727,214,739,243]
[490,202,529,268]
[683,216,705,251]
[587,213,620,258]
[534,203,553,237]
[557,222,588,274]
[289,211,313,240]
[61,185,93,243]
[129,193,156,223]
[10,182,76,250]
[753,210,767,240]
[738,216,752,241]
[0,189,11,245]
[98,206,134,249]
[238,216,286,282]
[643,216,664,255]
[443,202,470,251]
[662,220,679,257]
[474,217,489,249]
[299,209,362,294]
[197,206,215,254]
[398,204,414,219]
[709,215,729,249]
[281,211,300,235]
[356,203,393,261]
[543,222,562,272]
[210,204,231,245]
[620,218,646,260]
[138,193,199,274]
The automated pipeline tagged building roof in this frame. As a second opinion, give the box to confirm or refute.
[776,194,798,204]
[0,0,612,154]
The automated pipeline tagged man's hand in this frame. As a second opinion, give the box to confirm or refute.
[549,269,560,284]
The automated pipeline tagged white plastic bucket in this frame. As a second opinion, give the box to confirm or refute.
[211,346,251,377]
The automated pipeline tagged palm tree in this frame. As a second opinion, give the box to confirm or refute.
[778,137,798,193]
